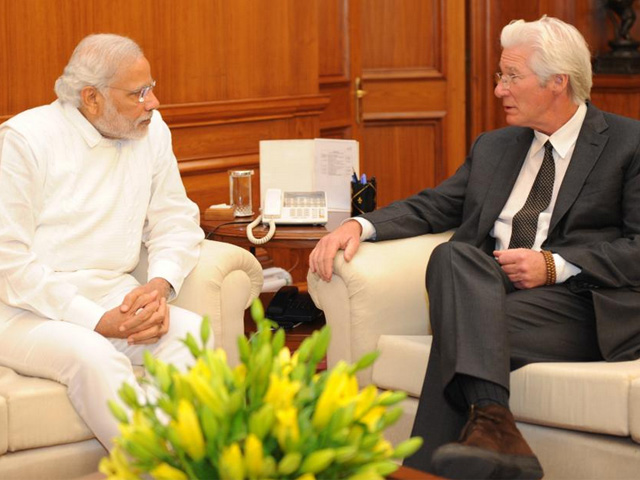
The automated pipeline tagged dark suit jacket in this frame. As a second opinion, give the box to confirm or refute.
[363,104,640,361]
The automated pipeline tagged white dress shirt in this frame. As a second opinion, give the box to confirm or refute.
[0,100,204,330]
[354,103,587,283]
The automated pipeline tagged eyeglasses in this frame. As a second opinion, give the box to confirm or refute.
[494,72,532,88]
[106,80,156,103]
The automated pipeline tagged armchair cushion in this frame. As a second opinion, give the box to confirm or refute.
[0,366,93,453]
[373,335,431,397]
[371,334,640,440]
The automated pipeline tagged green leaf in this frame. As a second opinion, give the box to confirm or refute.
[351,351,380,373]
[107,399,129,424]
[392,436,423,459]
[376,390,407,407]
[119,382,140,409]
[277,452,302,475]
[299,448,336,474]
[272,327,285,354]
[381,406,403,429]
[311,326,331,364]
[250,298,265,323]
[143,350,157,375]
[237,335,251,364]
[181,332,202,358]
[200,316,211,347]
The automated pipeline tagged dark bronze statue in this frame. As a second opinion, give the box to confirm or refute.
[595,0,640,73]
[608,0,637,43]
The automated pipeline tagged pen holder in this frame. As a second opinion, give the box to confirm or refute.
[351,178,377,216]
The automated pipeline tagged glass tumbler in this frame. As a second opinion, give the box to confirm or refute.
[228,169,254,217]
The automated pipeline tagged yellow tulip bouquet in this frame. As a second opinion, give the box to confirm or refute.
[99,300,423,479]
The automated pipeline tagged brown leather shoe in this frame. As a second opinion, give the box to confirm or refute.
[431,404,543,479]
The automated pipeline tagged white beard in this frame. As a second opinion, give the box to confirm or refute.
[93,96,152,140]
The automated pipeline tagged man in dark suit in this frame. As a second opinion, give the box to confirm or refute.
[309,16,640,480]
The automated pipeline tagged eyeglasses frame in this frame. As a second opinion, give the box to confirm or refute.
[106,80,156,103]
[494,72,532,88]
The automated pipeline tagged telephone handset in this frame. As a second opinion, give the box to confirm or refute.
[246,189,328,245]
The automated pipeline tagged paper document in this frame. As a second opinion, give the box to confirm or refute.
[259,138,359,211]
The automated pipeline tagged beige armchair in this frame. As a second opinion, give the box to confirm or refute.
[0,239,263,480]
[308,233,640,479]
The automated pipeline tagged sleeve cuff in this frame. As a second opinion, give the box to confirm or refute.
[148,259,184,295]
[552,253,582,283]
[347,217,377,241]
[63,295,107,330]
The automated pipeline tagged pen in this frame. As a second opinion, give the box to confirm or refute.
[361,173,367,184]
[352,169,358,183]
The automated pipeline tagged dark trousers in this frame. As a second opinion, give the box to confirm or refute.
[404,242,603,473]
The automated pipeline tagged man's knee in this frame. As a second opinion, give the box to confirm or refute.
[59,334,132,383]
[427,242,484,283]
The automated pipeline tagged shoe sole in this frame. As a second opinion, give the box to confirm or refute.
[432,444,544,480]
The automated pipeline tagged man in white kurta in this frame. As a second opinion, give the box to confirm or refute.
[0,34,208,450]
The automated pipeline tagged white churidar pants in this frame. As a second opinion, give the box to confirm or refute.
[0,282,213,451]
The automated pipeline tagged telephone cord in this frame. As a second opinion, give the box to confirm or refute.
[246,215,276,245]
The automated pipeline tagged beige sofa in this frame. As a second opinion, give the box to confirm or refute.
[0,239,263,480]
[308,232,640,479]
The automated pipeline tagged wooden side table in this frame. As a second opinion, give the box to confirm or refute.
[201,211,350,284]
[389,465,446,480]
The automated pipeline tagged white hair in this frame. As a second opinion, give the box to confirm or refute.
[501,16,592,104]
[54,34,143,107]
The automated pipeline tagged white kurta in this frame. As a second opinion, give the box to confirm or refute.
[0,100,208,450]
[0,100,204,329]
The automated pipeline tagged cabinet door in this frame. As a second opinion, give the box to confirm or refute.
[319,0,467,207]
[360,0,466,206]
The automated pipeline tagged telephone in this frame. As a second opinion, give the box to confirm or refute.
[265,286,325,329]
[247,189,328,244]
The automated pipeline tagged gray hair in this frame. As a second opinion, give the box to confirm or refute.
[501,16,592,104]
[54,34,143,107]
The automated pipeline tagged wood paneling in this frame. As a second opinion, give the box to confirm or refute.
[168,96,329,209]
[362,0,440,72]
[0,0,319,114]
[318,0,361,141]
[0,0,326,212]
[359,0,466,206]
[363,119,444,207]
[469,0,640,141]
[591,74,640,115]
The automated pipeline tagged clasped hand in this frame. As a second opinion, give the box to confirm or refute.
[95,278,171,344]
[494,249,548,289]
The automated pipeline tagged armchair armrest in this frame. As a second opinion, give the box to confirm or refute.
[134,240,263,366]
[308,232,452,383]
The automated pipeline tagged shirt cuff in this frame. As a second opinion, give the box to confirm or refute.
[63,295,107,330]
[552,253,582,283]
[148,259,183,296]
[348,217,377,241]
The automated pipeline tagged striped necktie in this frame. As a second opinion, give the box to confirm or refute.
[508,141,555,249]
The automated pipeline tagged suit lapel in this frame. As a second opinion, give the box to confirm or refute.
[477,129,533,241]
[549,105,609,233]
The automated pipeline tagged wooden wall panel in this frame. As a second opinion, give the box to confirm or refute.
[469,0,640,141]
[0,0,326,212]
[318,0,359,140]
[363,0,439,72]
[0,0,319,114]
[168,97,328,209]
[363,119,444,207]
[359,0,466,206]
